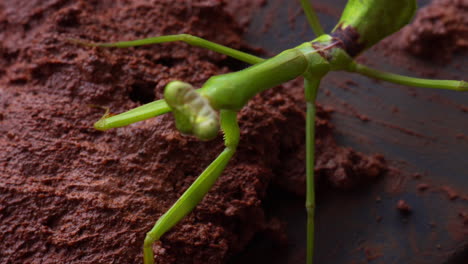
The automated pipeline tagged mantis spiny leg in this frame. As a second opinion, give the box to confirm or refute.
[304,77,320,264]
[348,62,468,91]
[143,110,240,264]
[299,0,325,37]
[70,34,264,65]
[93,99,171,131]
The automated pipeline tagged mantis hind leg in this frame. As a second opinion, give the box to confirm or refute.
[299,0,325,36]
[70,34,264,65]
[143,110,240,264]
[348,62,468,91]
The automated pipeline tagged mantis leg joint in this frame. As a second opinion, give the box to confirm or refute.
[144,233,157,247]
[305,201,315,212]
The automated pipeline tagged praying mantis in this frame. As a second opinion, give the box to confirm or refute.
[73,0,468,263]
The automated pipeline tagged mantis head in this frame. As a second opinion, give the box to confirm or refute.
[164,81,220,141]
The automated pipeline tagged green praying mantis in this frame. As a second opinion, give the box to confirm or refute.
[73,0,468,263]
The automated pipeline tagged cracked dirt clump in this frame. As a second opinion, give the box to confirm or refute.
[398,0,468,60]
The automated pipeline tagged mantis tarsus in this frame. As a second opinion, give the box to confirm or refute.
[74,0,468,263]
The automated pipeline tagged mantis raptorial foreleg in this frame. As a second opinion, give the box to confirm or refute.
[348,63,468,91]
[143,110,239,264]
[299,0,325,36]
[94,99,172,131]
[93,99,240,264]
[70,34,264,65]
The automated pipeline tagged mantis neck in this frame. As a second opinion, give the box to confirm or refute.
[200,35,353,111]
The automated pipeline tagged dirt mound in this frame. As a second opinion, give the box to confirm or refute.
[398,0,468,60]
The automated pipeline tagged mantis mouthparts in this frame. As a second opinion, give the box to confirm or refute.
[164,81,220,141]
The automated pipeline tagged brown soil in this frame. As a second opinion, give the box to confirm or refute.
[395,0,468,61]
[0,1,386,263]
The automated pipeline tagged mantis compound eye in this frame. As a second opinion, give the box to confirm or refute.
[164,81,220,141]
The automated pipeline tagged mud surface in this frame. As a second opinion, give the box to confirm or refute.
[0,1,387,263]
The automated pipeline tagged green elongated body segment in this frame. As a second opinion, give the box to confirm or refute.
[200,42,332,110]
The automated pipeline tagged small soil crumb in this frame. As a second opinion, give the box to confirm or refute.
[441,186,459,200]
[357,113,370,122]
[397,0,468,61]
[224,0,267,28]
[459,211,468,225]
[260,218,288,245]
[345,80,358,87]
[396,199,412,214]
[358,245,383,261]
[417,183,430,192]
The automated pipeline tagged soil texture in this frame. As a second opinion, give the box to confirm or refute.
[396,0,468,61]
